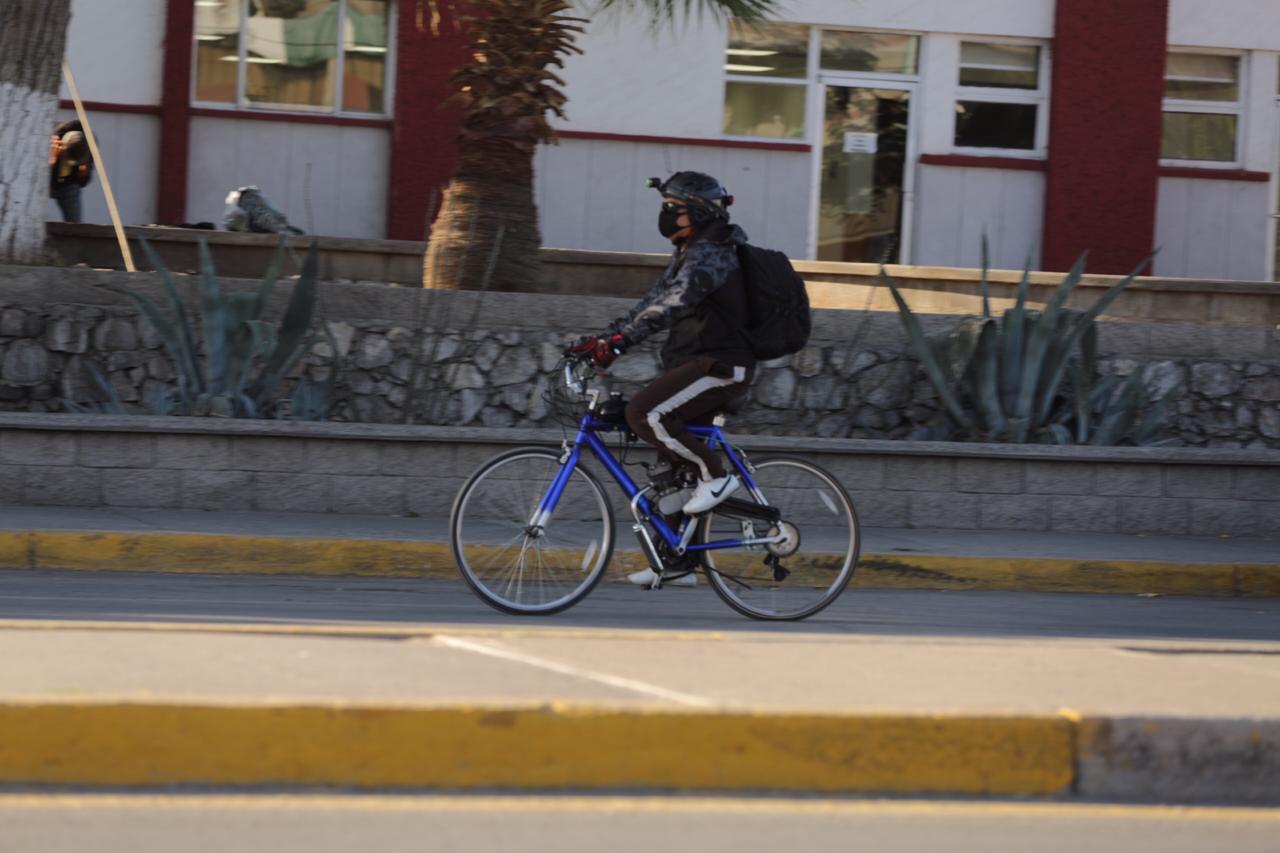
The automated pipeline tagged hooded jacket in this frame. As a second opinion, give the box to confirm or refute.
[50,120,94,191]
[608,221,755,371]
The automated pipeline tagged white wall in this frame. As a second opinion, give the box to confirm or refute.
[555,14,727,137]
[1169,0,1280,51]
[1155,54,1279,281]
[1155,178,1271,281]
[780,0,1054,37]
[63,0,166,105]
[47,109,159,227]
[912,165,1044,270]
[186,118,390,239]
[534,138,809,258]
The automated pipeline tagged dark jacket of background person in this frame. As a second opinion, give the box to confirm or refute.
[50,120,94,191]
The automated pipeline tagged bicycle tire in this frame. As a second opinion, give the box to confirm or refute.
[699,456,860,621]
[450,447,615,616]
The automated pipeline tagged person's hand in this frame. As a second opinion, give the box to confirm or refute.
[568,334,627,368]
[49,135,62,165]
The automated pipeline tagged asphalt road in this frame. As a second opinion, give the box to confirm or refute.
[3,794,1279,853]
[2,569,1278,642]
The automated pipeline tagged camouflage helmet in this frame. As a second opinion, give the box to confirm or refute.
[646,171,734,224]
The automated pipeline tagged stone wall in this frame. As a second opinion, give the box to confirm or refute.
[0,264,1278,447]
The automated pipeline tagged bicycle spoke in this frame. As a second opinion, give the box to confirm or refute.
[452,449,613,615]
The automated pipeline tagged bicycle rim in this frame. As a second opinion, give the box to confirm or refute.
[700,457,859,620]
[450,448,614,615]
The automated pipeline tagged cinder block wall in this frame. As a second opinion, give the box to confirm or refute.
[3,415,1277,537]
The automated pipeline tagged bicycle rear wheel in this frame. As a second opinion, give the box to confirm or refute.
[699,457,859,621]
[450,448,615,615]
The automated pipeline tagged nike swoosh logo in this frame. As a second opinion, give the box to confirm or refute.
[710,481,731,498]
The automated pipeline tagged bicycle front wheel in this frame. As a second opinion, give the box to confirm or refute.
[699,457,859,621]
[450,448,615,615]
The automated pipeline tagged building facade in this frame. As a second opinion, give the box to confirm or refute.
[55,0,1280,279]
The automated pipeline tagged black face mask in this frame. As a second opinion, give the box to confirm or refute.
[658,205,686,238]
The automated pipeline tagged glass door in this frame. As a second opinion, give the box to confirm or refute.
[813,82,914,264]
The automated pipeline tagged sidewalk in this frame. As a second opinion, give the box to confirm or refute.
[0,505,1276,596]
[2,615,1278,802]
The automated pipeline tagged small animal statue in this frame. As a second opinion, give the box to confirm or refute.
[223,186,304,235]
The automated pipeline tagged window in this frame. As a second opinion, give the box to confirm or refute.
[1162,52,1242,163]
[722,22,808,139]
[953,41,1046,153]
[193,0,392,115]
[820,30,919,76]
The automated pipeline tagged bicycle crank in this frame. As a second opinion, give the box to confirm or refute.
[764,520,800,558]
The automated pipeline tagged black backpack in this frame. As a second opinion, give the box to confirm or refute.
[735,244,812,361]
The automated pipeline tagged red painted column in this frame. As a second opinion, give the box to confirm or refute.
[386,2,470,241]
[157,0,194,224]
[1042,0,1169,273]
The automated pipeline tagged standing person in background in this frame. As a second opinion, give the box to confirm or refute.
[49,119,94,223]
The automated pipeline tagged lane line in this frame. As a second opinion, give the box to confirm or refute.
[1,793,1278,820]
[432,634,715,708]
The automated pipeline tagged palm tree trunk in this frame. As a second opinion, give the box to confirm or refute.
[424,147,544,291]
[0,0,72,264]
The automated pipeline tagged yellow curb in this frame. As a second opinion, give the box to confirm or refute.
[0,532,30,569]
[0,701,1076,796]
[1,530,1274,596]
[29,530,454,577]
[852,554,1248,596]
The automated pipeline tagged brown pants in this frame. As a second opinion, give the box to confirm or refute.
[625,355,753,481]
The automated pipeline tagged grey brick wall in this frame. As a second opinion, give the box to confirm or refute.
[2,414,1277,536]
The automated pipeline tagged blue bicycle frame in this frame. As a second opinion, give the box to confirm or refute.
[534,412,764,554]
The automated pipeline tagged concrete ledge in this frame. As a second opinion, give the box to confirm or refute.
[1078,717,1280,803]
[2,414,1278,535]
[1,530,1276,597]
[42,223,1280,326]
[3,413,1278,466]
[1,699,1275,803]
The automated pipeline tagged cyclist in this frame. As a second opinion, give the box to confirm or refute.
[571,171,756,569]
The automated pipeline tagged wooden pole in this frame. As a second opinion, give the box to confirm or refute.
[61,61,135,272]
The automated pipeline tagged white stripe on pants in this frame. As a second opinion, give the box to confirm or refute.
[645,366,746,480]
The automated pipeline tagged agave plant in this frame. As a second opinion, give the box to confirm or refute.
[885,243,1171,446]
[62,362,171,416]
[102,237,333,419]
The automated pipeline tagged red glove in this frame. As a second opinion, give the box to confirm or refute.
[569,334,628,368]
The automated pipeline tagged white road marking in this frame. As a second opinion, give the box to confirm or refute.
[432,634,714,707]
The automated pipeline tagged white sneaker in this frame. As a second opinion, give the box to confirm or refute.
[682,474,740,515]
[627,567,697,587]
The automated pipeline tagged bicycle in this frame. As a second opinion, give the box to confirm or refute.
[448,353,861,621]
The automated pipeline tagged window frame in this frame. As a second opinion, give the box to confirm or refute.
[190,0,397,119]
[720,21,813,143]
[720,24,926,144]
[1161,48,1246,169]
[949,36,1050,159]
[815,26,923,80]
